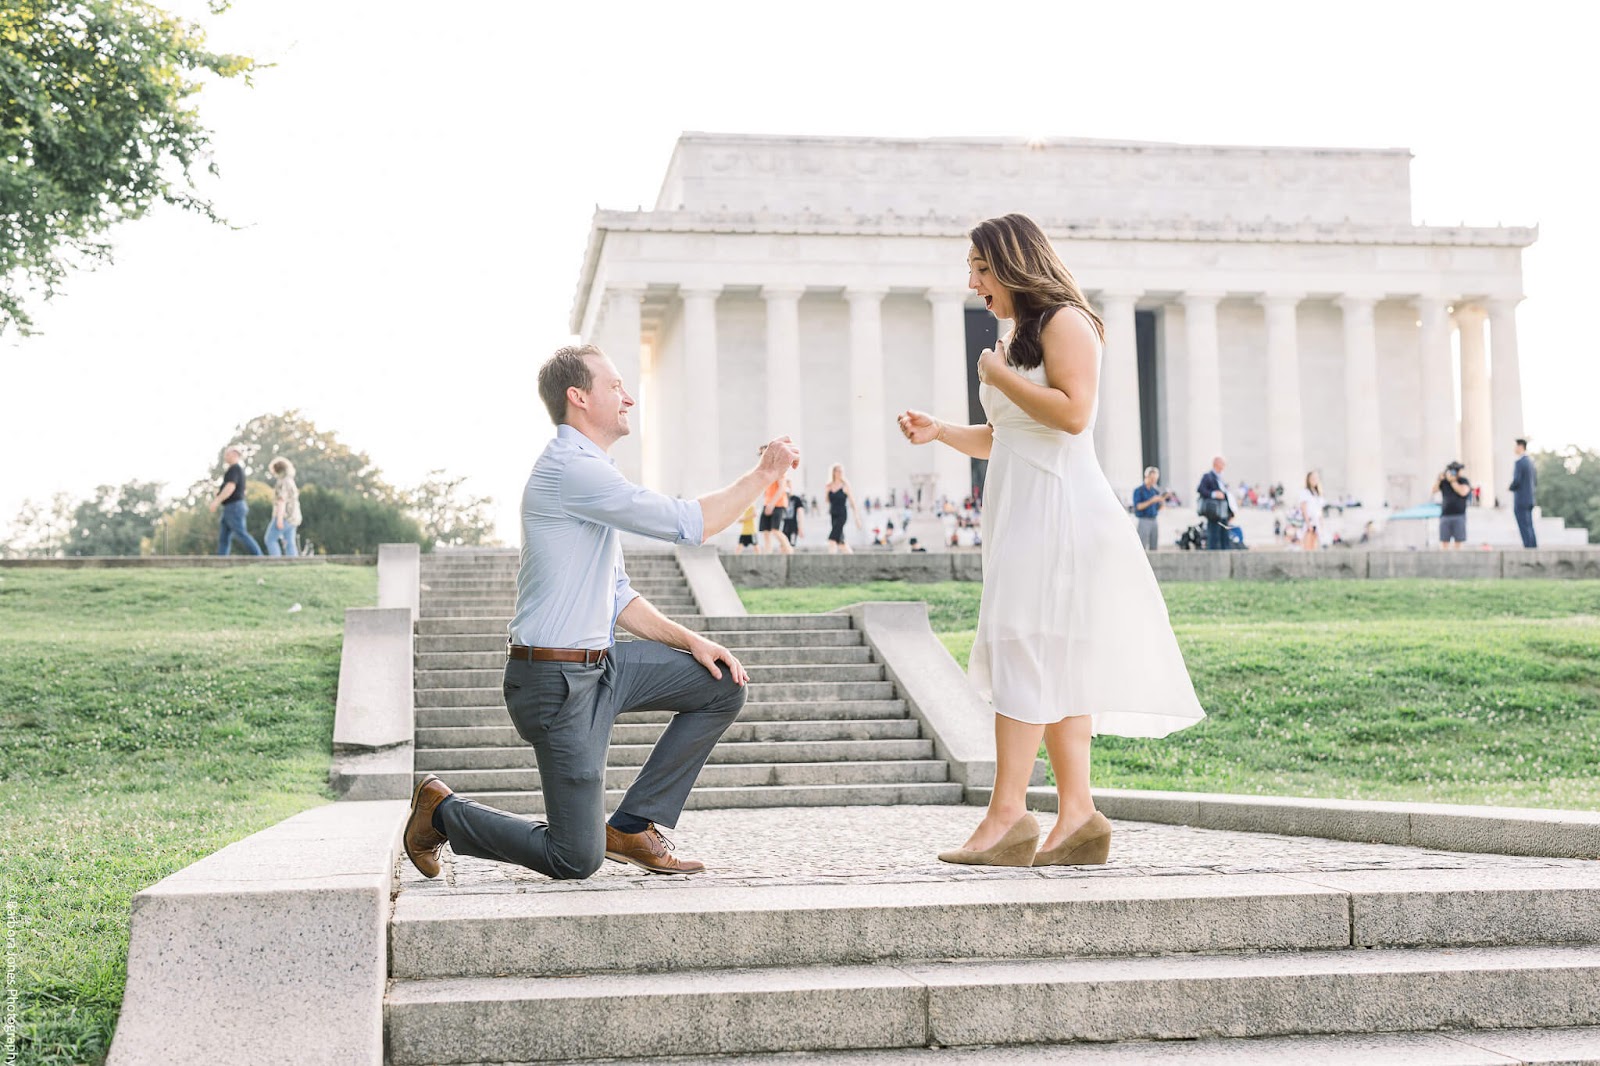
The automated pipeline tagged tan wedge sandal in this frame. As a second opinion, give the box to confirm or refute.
[1032,811,1113,866]
[938,813,1041,867]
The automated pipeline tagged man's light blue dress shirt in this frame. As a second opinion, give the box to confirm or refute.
[510,426,705,650]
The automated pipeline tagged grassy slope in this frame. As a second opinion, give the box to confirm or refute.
[0,566,375,1066]
[738,579,1600,810]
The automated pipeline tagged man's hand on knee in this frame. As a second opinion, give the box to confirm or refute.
[687,635,747,686]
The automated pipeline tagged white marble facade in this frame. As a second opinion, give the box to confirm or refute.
[570,134,1533,511]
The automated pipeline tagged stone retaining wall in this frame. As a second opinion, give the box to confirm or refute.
[0,554,375,568]
[722,547,1600,587]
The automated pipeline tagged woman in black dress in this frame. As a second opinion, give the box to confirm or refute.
[824,463,861,554]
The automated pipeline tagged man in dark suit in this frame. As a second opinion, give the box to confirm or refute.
[1509,438,1537,548]
[1195,456,1231,551]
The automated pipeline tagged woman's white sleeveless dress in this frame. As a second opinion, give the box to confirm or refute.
[968,336,1207,736]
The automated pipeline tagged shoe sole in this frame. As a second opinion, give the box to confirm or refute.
[1033,830,1112,867]
[604,850,705,875]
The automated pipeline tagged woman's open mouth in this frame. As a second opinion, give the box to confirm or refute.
[982,295,993,309]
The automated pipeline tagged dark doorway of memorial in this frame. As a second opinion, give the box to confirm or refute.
[1136,308,1163,474]
[964,307,999,500]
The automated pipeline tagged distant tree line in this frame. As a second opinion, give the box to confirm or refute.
[2,412,499,556]
[1535,447,1600,544]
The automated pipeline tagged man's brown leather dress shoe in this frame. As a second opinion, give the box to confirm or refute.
[405,774,453,878]
[604,823,705,875]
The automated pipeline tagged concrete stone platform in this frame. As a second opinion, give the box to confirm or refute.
[399,804,1594,897]
[390,805,1600,1064]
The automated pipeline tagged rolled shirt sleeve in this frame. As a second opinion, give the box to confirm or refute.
[612,549,639,630]
[561,455,705,544]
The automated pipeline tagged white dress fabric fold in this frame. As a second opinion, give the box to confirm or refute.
[968,331,1207,737]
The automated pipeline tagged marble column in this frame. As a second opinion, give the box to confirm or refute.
[1488,296,1526,508]
[762,287,804,445]
[1455,303,1493,508]
[1415,296,1457,490]
[600,284,646,483]
[1337,295,1386,511]
[679,286,722,490]
[1097,293,1142,501]
[1258,293,1306,495]
[927,288,973,503]
[846,287,889,499]
[1181,292,1224,483]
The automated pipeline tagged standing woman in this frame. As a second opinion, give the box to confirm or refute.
[824,463,862,554]
[1298,471,1324,551]
[265,457,301,557]
[897,213,1205,867]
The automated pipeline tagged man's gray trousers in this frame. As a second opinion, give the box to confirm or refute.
[434,639,745,880]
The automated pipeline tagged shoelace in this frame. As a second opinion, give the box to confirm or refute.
[647,824,677,855]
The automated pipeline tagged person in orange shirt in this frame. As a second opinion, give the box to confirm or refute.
[759,476,792,555]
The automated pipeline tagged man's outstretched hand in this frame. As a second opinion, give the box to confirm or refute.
[758,436,801,479]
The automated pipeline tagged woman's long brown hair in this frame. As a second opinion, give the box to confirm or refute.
[969,213,1104,370]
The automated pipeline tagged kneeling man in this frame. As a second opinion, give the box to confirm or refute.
[404,344,800,878]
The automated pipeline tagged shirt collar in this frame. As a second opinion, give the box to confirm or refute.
[557,424,614,464]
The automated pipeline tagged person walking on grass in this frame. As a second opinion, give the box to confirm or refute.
[264,457,301,557]
[403,343,801,880]
[896,212,1204,869]
[208,445,263,556]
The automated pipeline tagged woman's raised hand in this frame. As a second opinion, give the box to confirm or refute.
[897,409,941,446]
[976,337,1008,385]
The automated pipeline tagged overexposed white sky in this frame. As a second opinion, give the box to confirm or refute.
[4,0,1596,545]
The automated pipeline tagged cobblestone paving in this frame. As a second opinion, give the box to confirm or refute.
[398,804,1595,898]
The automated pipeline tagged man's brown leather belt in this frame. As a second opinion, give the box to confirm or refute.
[507,644,608,665]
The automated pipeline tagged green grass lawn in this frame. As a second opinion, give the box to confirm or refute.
[739,580,1600,810]
[0,565,375,1066]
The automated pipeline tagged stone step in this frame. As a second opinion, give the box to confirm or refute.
[417,680,895,708]
[421,562,681,574]
[421,600,701,615]
[414,738,936,771]
[384,944,1600,1063]
[416,718,921,749]
[414,628,865,651]
[420,602,701,619]
[416,759,950,794]
[701,614,852,631]
[425,1028,1600,1066]
[415,646,877,670]
[446,780,967,816]
[417,616,709,634]
[416,699,909,729]
[421,588,694,602]
[415,664,886,690]
[422,580,691,596]
[414,614,845,635]
[393,869,1600,981]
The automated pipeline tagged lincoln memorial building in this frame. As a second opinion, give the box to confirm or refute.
[569,133,1534,512]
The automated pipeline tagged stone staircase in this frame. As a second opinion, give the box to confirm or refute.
[412,548,963,810]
